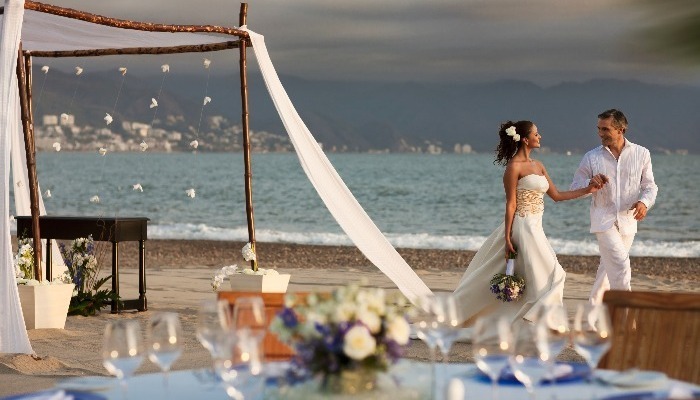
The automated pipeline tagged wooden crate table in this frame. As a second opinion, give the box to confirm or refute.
[15,215,149,313]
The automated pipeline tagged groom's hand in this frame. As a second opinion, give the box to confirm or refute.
[590,174,608,188]
[630,201,648,221]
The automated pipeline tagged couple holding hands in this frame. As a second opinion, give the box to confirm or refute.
[453,109,658,326]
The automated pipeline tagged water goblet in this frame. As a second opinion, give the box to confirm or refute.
[196,299,232,356]
[534,304,570,396]
[572,304,613,399]
[509,323,550,400]
[147,312,183,393]
[102,320,145,400]
[473,315,513,400]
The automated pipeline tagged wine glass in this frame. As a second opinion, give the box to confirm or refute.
[211,327,265,400]
[412,295,441,400]
[534,304,570,394]
[508,323,550,400]
[196,299,232,356]
[473,315,513,400]
[102,320,144,400]
[232,297,266,366]
[572,304,612,399]
[147,312,183,393]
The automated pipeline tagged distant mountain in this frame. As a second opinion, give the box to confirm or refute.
[33,69,700,153]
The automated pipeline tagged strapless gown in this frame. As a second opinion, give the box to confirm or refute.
[453,174,566,326]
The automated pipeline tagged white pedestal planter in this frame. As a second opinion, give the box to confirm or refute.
[230,274,291,293]
[17,283,74,329]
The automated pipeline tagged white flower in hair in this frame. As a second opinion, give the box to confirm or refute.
[505,126,520,142]
[98,147,107,156]
[161,64,170,73]
[52,142,61,152]
[203,58,211,68]
[75,66,83,75]
[186,188,196,198]
[149,98,158,109]
[133,183,143,192]
[104,113,113,125]
[89,195,100,203]
[41,66,49,74]
[203,96,211,106]
[44,189,52,198]
[140,141,148,151]
[190,140,199,149]
[119,67,127,75]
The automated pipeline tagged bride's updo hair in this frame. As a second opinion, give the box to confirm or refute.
[494,120,534,166]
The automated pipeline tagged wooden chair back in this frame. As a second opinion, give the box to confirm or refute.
[217,291,307,361]
[600,290,700,384]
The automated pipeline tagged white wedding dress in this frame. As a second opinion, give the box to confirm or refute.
[453,174,566,326]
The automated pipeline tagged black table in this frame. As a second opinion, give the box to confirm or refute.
[15,216,149,313]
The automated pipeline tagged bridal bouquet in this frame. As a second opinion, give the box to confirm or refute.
[490,250,526,302]
[269,284,411,393]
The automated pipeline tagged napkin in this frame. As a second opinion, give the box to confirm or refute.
[20,390,74,400]
[543,363,574,380]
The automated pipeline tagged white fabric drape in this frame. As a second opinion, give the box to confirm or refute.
[0,0,33,354]
[243,28,433,304]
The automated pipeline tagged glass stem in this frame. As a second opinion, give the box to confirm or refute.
[429,345,436,400]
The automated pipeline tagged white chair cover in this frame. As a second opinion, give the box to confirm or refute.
[243,28,433,304]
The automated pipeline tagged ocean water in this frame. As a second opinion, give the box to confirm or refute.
[10,152,700,257]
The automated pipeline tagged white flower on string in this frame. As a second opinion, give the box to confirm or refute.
[190,140,199,149]
[242,242,256,261]
[119,67,127,76]
[132,183,143,192]
[140,141,148,152]
[98,147,107,156]
[211,264,238,291]
[75,66,83,75]
[161,64,170,73]
[149,98,158,109]
[203,96,211,106]
[60,113,69,122]
[185,188,196,198]
[203,58,211,68]
[41,66,49,74]
[52,142,61,152]
[44,189,52,198]
[104,113,113,125]
[89,195,100,203]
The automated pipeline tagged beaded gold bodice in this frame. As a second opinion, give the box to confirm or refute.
[515,174,548,217]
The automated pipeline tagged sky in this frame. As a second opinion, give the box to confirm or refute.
[29,0,700,86]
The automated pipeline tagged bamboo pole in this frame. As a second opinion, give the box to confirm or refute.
[25,1,248,38]
[239,3,257,271]
[16,46,42,281]
[27,41,241,58]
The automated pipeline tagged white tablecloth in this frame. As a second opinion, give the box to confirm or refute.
[8,361,700,400]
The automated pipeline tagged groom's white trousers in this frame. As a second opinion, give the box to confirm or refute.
[589,225,635,305]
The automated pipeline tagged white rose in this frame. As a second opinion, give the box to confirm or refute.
[356,308,381,334]
[386,315,411,345]
[334,302,356,323]
[343,325,376,361]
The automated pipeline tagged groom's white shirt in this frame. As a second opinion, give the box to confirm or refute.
[570,138,658,235]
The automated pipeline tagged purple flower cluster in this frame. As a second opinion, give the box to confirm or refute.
[489,273,526,302]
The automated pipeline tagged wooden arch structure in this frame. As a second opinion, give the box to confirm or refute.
[5,1,259,278]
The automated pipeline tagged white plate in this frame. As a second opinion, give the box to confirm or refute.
[597,370,668,388]
[54,376,115,392]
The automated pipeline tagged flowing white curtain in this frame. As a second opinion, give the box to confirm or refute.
[0,0,33,354]
[243,28,433,304]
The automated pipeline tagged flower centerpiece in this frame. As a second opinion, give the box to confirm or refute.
[490,249,526,302]
[269,284,412,395]
[60,235,120,316]
[211,243,290,293]
[14,237,74,329]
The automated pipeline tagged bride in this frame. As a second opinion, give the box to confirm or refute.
[453,120,605,326]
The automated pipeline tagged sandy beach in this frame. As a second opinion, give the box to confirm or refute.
[1,239,698,397]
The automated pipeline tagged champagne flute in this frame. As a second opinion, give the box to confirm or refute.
[147,312,183,393]
[509,323,550,400]
[473,315,513,400]
[196,299,232,356]
[102,320,144,400]
[572,304,612,399]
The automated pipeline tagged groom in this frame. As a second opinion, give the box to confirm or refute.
[570,109,658,305]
